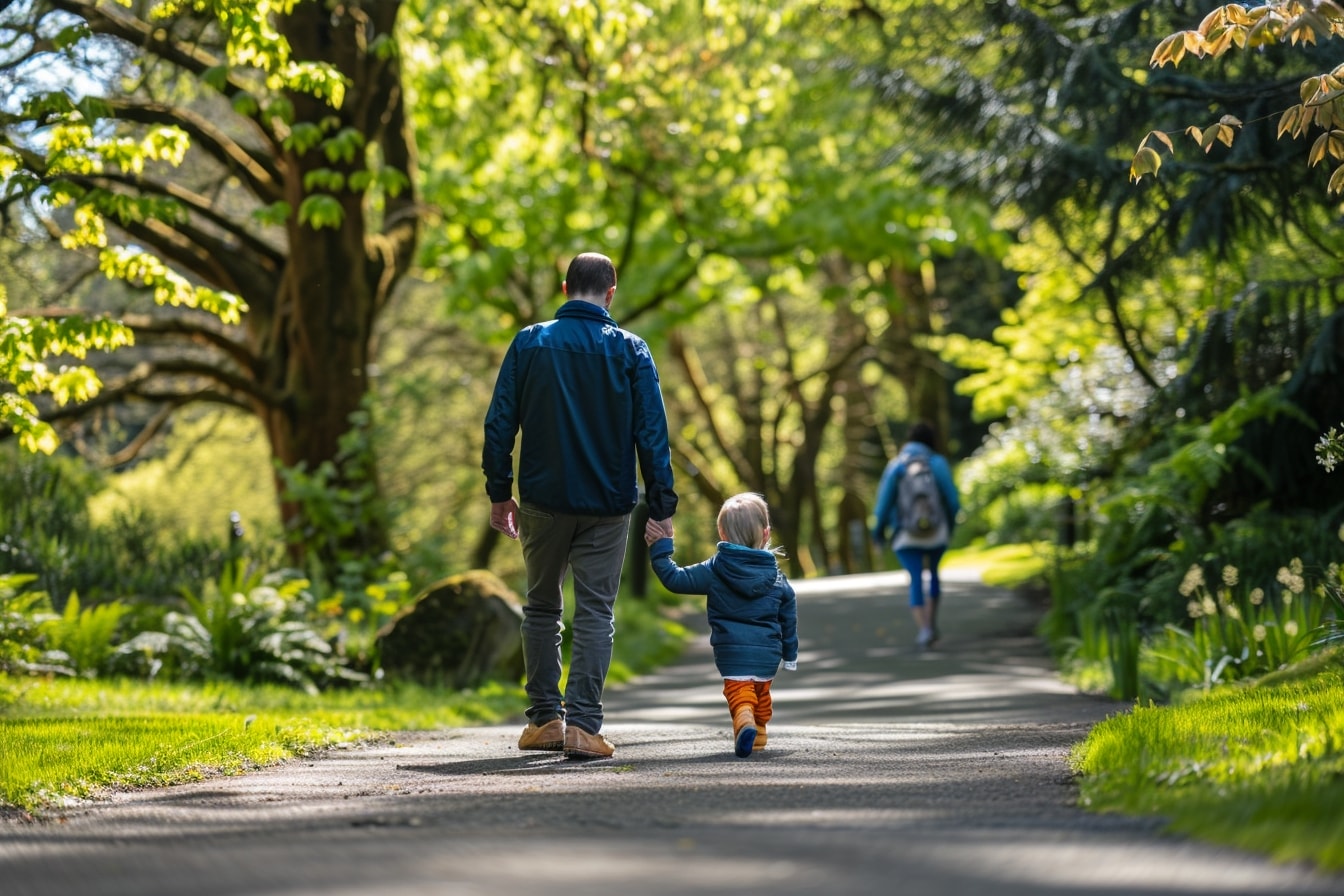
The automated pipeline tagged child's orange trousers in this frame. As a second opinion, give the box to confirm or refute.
[722,678,773,728]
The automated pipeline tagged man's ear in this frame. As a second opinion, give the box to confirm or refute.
[562,281,570,297]
[604,285,616,308]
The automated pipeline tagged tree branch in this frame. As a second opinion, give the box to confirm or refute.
[104,97,283,201]
[43,0,280,143]
[70,169,283,274]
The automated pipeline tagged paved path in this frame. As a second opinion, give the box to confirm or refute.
[3,569,1340,895]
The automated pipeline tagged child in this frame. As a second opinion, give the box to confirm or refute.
[645,493,799,757]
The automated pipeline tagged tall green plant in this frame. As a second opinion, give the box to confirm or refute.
[1142,557,1342,694]
[120,561,365,694]
[39,592,129,679]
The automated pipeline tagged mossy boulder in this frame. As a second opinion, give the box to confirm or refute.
[374,569,525,688]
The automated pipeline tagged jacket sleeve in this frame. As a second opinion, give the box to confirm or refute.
[648,537,715,595]
[779,579,799,664]
[871,458,902,543]
[482,337,521,503]
[631,343,679,521]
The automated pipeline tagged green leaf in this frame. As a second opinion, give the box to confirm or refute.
[297,195,345,230]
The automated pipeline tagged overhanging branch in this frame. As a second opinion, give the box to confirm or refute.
[104,97,284,201]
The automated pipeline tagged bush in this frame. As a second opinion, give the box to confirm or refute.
[117,560,367,694]
[0,574,69,678]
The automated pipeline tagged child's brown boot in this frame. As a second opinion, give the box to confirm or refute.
[732,706,757,757]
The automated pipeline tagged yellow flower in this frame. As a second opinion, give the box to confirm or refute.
[1291,557,1304,576]
[1285,620,1299,636]
[1250,587,1265,606]
[1202,596,1217,616]
[1225,604,1241,621]
[1253,624,1267,642]
[1187,600,1203,619]
[1221,565,1239,587]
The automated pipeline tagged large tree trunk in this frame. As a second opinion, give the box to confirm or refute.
[255,3,418,564]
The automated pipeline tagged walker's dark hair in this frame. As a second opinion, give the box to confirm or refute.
[909,421,938,450]
[564,252,617,299]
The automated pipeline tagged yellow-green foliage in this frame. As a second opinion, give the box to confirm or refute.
[89,408,279,540]
[1071,647,1344,870]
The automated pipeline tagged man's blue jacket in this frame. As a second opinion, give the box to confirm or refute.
[482,300,678,521]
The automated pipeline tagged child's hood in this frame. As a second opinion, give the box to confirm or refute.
[711,542,784,598]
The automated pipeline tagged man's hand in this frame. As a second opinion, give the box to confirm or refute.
[644,516,673,545]
[490,499,520,539]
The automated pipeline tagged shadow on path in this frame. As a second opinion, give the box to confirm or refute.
[2,568,1339,896]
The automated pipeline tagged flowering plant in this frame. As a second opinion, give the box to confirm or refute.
[1317,424,1344,473]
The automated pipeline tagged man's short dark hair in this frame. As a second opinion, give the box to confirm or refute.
[565,253,617,299]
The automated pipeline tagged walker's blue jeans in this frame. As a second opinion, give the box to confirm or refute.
[517,503,630,735]
[895,546,946,607]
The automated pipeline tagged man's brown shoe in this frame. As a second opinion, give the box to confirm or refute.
[563,725,615,759]
[518,719,564,751]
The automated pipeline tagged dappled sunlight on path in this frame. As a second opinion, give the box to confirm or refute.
[608,568,1116,728]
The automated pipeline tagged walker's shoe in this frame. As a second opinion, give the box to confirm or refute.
[752,725,768,752]
[564,725,615,760]
[916,628,935,648]
[733,707,757,758]
[518,719,564,752]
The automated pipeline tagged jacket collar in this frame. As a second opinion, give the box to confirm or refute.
[556,299,614,324]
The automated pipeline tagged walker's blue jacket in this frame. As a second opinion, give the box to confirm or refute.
[649,537,798,679]
[483,300,678,521]
[871,440,961,546]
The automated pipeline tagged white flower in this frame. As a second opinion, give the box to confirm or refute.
[1277,567,1305,595]
[1222,566,1239,587]
[1285,620,1299,637]
[1180,564,1205,597]
[1250,587,1265,606]
[1253,624,1267,642]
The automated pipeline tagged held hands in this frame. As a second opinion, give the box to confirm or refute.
[644,517,673,546]
[490,499,520,540]
[783,660,798,672]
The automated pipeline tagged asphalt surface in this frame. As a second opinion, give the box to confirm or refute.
[3,567,1341,896]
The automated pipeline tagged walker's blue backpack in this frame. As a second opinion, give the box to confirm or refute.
[897,453,945,538]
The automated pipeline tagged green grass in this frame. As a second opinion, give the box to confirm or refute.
[946,541,1052,590]
[1070,645,1344,871]
[0,589,696,816]
[0,677,523,813]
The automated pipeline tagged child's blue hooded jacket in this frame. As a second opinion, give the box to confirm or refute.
[649,538,798,679]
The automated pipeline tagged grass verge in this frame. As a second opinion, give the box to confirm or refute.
[1,591,695,817]
[1069,645,1344,872]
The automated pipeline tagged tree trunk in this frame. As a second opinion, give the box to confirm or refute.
[254,3,417,565]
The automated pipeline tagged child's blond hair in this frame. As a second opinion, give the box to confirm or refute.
[717,493,774,551]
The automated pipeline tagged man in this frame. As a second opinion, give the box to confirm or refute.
[482,251,678,759]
